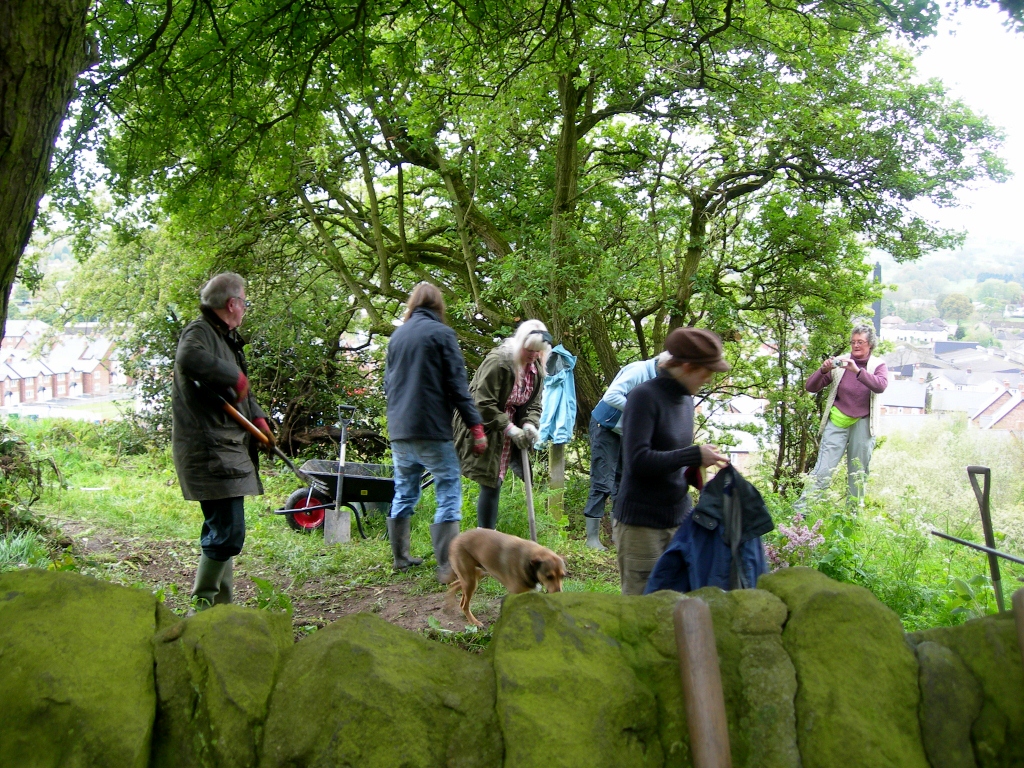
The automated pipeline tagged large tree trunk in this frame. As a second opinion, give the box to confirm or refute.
[0,0,92,338]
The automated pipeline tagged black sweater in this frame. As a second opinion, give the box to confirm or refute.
[612,371,702,528]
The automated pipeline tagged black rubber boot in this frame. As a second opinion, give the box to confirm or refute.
[430,520,461,583]
[213,557,234,605]
[191,554,229,611]
[387,517,423,571]
[585,517,607,551]
[476,484,500,529]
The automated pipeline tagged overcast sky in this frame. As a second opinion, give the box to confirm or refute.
[910,5,1024,252]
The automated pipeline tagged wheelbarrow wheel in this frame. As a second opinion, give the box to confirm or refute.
[285,487,331,532]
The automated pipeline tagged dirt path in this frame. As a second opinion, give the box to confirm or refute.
[55,521,501,638]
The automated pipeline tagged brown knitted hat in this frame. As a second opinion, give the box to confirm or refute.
[663,328,730,372]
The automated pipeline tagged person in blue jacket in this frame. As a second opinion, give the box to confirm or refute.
[384,283,487,579]
[583,353,668,549]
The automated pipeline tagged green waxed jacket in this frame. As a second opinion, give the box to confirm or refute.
[171,309,266,501]
[453,346,543,487]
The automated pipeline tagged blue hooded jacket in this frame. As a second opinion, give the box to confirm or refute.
[537,345,577,445]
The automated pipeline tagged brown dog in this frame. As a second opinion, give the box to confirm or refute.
[444,528,566,627]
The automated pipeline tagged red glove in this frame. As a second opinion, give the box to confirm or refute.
[470,424,488,455]
[252,417,276,451]
[233,372,249,403]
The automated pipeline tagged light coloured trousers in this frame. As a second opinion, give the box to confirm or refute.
[799,417,875,506]
[612,519,678,596]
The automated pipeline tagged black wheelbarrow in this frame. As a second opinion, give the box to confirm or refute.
[273,405,432,538]
[276,459,395,537]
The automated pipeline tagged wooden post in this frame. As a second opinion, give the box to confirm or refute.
[548,443,565,521]
[1013,588,1024,675]
[674,598,732,768]
[324,507,350,544]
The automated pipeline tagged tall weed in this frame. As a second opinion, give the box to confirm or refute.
[0,530,50,571]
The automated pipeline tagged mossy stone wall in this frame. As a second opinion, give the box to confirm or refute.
[1,567,1021,768]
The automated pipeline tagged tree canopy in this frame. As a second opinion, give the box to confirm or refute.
[43,0,1008,459]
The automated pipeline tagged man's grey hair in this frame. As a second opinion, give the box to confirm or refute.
[200,272,246,309]
[851,323,877,350]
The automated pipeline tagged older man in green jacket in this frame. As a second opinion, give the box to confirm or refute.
[172,272,274,609]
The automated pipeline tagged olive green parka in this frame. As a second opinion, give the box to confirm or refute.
[453,346,543,487]
[171,308,266,501]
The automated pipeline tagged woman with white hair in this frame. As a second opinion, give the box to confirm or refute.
[453,320,552,530]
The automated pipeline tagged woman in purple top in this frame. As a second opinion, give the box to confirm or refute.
[798,324,888,508]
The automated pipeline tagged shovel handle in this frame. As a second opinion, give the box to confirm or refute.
[222,401,270,445]
[521,447,537,543]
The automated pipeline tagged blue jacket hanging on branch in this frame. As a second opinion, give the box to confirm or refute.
[644,465,773,594]
[537,345,577,446]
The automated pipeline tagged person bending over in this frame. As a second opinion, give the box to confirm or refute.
[454,320,551,531]
[612,328,730,595]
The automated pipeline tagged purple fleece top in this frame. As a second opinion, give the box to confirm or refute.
[805,357,889,419]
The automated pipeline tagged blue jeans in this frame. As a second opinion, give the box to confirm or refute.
[583,416,621,519]
[199,496,245,561]
[389,440,463,523]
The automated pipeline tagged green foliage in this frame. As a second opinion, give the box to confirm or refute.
[937,292,974,321]
[756,417,1024,631]
[252,575,294,614]
[0,530,50,572]
[424,617,492,653]
[51,0,1007,434]
[0,421,56,535]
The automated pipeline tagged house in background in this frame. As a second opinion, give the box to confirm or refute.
[0,320,50,351]
[978,394,1024,430]
[0,363,20,406]
[880,318,954,344]
[0,321,122,409]
[930,388,1000,417]
[878,380,927,415]
[971,390,1015,429]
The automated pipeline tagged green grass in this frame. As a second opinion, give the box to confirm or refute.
[17,417,620,607]
[64,399,135,419]
[0,529,50,571]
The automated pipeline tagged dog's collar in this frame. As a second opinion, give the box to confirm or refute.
[526,559,540,586]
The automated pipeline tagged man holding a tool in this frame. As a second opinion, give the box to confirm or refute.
[172,272,274,609]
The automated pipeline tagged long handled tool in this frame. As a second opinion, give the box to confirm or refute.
[1013,588,1024,674]
[324,405,357,544]
[966,466,1006,612]
[521,447,537,543]
[194,381,329,495]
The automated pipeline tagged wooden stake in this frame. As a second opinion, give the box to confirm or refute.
[674,598,732,768]
[522,448,537,543]
[548,443,565,521]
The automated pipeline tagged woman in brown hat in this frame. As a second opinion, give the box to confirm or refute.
[611,328,731,595]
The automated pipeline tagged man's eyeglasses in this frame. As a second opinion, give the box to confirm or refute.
[231,296,251,309]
